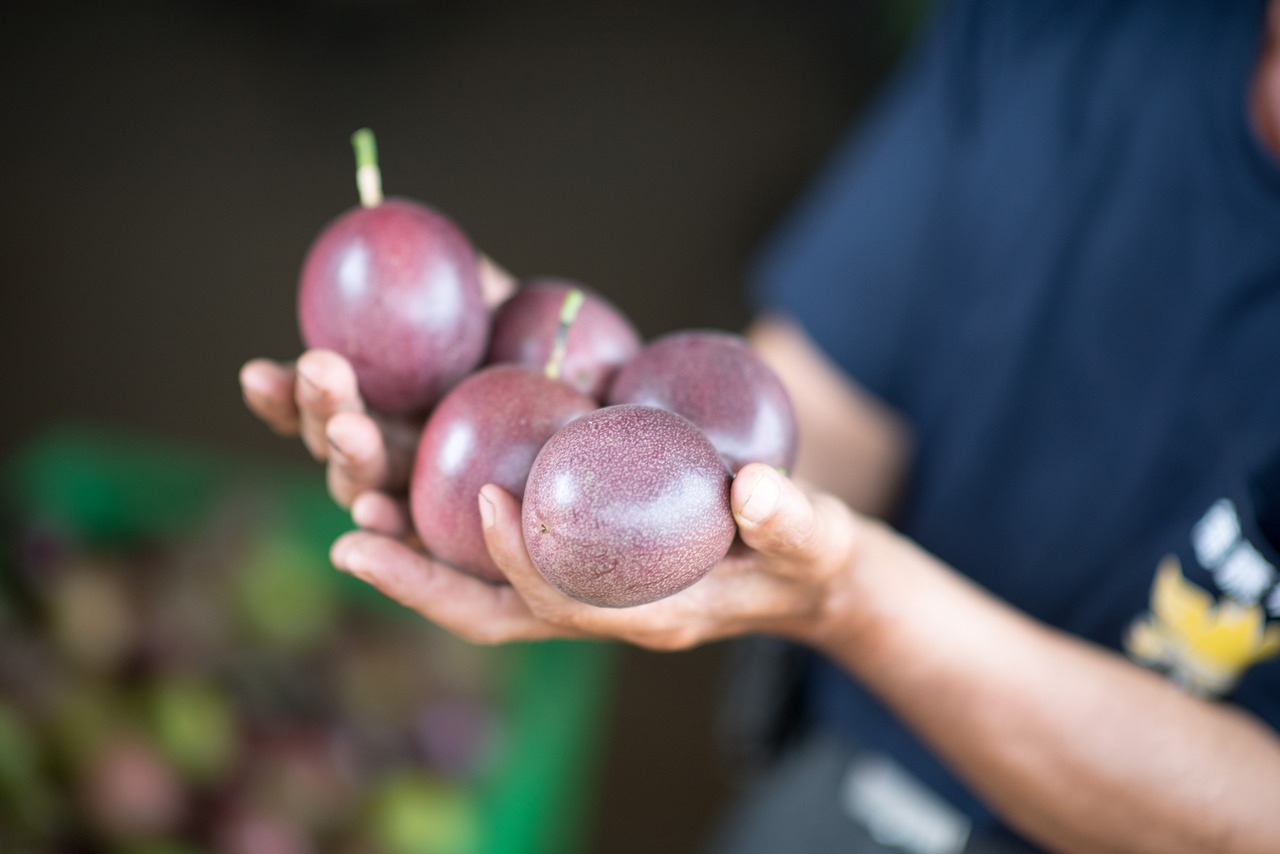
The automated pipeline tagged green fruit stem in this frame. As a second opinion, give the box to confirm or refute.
[352,128,383,208]
[544,288,586,380]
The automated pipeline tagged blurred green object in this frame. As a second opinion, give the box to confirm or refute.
[5,426,233,546]
[369,770,480,854]
[146,679,239,786]
[3,425,615,854]
[235,533,341,648]
[0,700,62,838]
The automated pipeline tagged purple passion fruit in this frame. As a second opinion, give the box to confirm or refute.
[410,365,596,582]
[485,278,642,401]
[522,404,735,607]
[607,329,797,474]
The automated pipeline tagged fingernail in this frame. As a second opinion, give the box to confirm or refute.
[334,542,373,581]
[739,469,780,524]
[240,367,269,396]
[478,489,495,529]
[350,494,373,528]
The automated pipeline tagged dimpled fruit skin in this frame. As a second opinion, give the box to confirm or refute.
[485,279,642,401]
[522,404,735,608]
[606,330,798,474]
[411,365,596,583]
[298,198,489,416]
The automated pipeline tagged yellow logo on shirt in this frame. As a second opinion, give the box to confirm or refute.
[1125,555,1280,696]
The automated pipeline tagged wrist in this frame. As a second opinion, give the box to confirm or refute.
[785,510,901,658]
[793,514,968,687]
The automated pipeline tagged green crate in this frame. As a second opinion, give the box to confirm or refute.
[2,425,615,854]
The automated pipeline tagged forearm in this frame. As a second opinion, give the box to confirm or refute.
[747,315,913,518]
[807,522,1280,854]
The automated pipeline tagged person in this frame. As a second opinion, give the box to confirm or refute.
[241,0,1280,850]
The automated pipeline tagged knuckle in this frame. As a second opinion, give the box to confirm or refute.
[328,487,353,510]
[304,430,330,462]
[547,601,584,630]
[268,419,300,438]
[530,599,595,637]
[524,593,565,624]
[789,494,838,556]
[333,452,373,489]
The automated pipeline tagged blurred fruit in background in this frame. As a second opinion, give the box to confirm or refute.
[0,427,612,853]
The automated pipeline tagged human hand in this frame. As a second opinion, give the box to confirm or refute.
[328,463,872,652]
[239,255,517,517]
[239,350,425,513]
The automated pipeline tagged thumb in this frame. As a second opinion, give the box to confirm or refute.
[731,463,850,565]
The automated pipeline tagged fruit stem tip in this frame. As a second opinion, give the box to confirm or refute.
[544,288,586,380]
[351,128,383,207]
[559,288,586,326]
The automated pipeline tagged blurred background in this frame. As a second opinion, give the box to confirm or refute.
[0,0,926,851]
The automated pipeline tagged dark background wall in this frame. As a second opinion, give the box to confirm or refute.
[0,0,922,850]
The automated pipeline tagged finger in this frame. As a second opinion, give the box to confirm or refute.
[731,463,857,569]
[375,416,422,492]
[295,350,364,460]
[325,412,396,505]
[331,531,568,644]
[478,484,611,633]
[351,491,414,538]
[328,411,420,498]
[240,359,301,436]
[478,254,517,308]
[482,484,774,650]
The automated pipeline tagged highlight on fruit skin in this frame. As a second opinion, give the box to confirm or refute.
[521,404,736,608]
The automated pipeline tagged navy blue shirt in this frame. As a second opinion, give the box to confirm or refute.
[753,0,1280,836]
